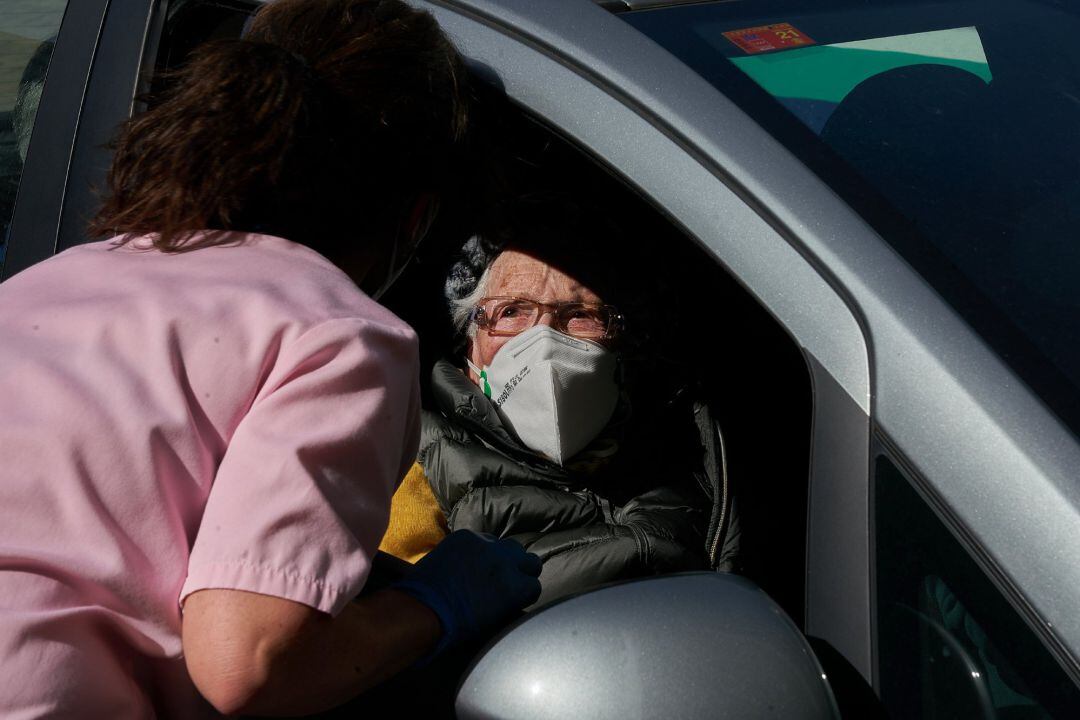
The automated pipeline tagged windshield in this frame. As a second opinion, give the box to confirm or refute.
[623,0,1080,435]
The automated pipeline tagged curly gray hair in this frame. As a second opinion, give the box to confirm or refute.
[448,261,491,338]
[441,194,627,344]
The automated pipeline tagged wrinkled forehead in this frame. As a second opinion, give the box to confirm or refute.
[486,247,613,304]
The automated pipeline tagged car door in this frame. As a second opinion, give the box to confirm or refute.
[608,4,1080,716]
[416,0,1080,715]
[414,0,875,678]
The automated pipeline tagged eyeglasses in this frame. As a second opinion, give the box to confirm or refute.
[473,296,623,341]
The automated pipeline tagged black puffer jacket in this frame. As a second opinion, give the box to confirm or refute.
[420,360,740,606]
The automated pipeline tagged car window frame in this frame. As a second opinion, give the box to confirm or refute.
[3,0,110,280]
[420,0,1080,694]
[54,0,159,257]
[416,0,876,681]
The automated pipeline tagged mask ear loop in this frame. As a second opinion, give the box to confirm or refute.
[464,305,493,397]
[463,301,503,397]
[464,357,492,398]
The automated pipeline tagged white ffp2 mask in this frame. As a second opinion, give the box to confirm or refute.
[467,325,619,465]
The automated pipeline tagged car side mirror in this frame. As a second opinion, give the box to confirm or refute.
[455,572,841,720]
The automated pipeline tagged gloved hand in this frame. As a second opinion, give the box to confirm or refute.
[392,529,542,659]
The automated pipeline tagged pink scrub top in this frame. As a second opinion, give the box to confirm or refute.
[0,233,421,718]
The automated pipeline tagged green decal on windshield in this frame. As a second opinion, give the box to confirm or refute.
[728,26,991,108]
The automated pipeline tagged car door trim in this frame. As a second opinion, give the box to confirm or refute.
[4,0,110,280]
[57,0,158,255]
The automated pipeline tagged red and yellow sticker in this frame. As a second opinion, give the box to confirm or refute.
[722,23,815,54]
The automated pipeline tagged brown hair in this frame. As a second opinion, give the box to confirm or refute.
[90,0,468,260]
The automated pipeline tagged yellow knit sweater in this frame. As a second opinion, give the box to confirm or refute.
[378,462,448,564]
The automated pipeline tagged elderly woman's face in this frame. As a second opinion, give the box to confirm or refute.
[468,249,606,385]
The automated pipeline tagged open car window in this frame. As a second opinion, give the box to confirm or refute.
[379,94,814,626]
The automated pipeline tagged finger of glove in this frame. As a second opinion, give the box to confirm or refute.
[444,537,534,605]
[470,549,539,602]
[476,574,541,628]
[410,531,503,598]
[491,558,543,608]
[519,575,542,606]
[415,532,539,625]
[518,551,543,576]
[489,539,543,576]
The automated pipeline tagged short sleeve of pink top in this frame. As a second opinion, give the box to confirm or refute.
[0,234,420,719]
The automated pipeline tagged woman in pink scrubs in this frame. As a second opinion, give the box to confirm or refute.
[0,1,540,717]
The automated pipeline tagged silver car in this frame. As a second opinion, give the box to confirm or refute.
[3,0,1078,717]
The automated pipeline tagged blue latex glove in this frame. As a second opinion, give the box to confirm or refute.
[392,530,542,658]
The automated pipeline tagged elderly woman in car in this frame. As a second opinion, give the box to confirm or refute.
[380,195,740,605]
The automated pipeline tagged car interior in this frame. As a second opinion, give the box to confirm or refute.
[156,0,814,632]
